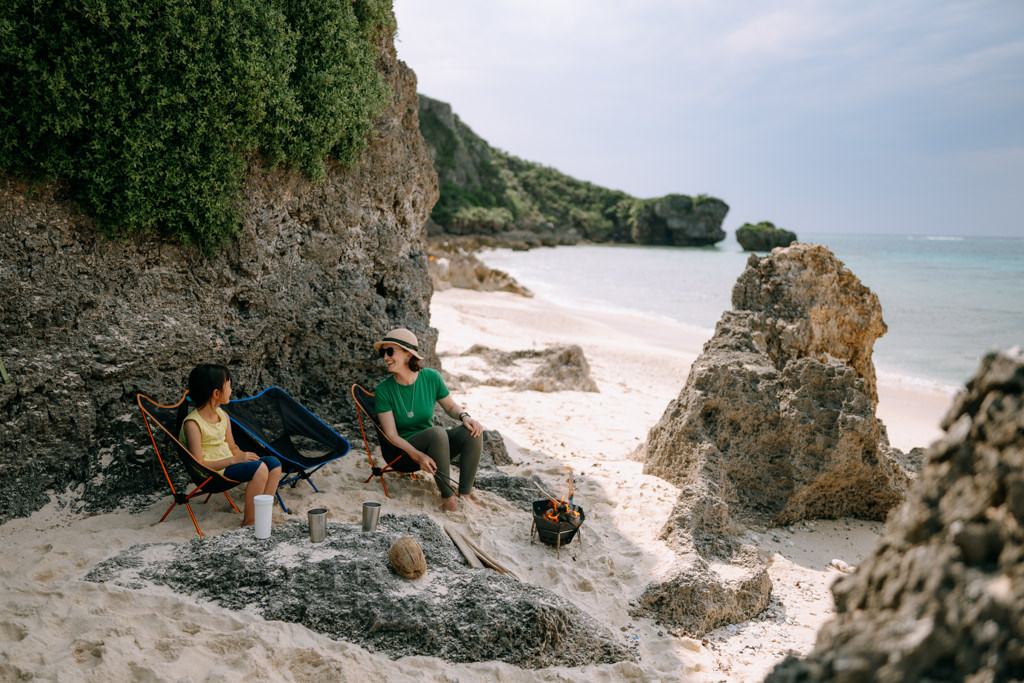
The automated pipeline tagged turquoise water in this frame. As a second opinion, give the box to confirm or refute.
[478,235,1024,391]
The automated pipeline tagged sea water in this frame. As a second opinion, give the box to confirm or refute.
[477,234,1024,392]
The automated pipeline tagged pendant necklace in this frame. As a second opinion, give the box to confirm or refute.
[396,375,418,418]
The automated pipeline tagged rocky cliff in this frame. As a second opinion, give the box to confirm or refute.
[419,95,728,248]
[0,33,438,523]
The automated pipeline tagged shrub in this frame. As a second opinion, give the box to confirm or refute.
[0,0,393,254]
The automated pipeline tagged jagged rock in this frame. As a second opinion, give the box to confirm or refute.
[735,221,797,251]
[631,547,772,637]
[767,349,1024,682]
[427,249,532,296]
[85,514,632,668]
[0,33,437,522]
[443,344,599,393]
[644,251,907,530]
[732,242,886,404]
[635,244,907,635]
[473,470,551,512]
[481,429,514,467]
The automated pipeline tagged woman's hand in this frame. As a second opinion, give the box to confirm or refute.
[463,416,484,438]
[413,451,437,475]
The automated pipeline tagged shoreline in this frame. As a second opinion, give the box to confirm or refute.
[434,287,953,454]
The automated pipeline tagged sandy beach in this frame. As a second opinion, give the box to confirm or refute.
[0,287,956,682]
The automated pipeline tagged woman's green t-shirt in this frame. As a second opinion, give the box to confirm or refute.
[374,368,450,440]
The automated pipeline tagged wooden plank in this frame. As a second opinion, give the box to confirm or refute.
[443,523,483,568]
[461,534,521,581]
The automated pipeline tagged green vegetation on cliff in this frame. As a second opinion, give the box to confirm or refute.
[419,95,728,246]
[0,0,393,253]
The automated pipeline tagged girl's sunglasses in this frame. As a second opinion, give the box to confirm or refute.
[379,346,396,358]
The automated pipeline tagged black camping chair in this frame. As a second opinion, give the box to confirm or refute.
[351,383,421,497]
[137,391,243,537]
[224,386,350,513]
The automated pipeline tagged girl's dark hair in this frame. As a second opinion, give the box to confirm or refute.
[408,356,422,372]
[176,364,231,433]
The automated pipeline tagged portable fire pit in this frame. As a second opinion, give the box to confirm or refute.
[531,498,585,549]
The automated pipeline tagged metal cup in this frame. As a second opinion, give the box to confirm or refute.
[308,508,327,543]
[361,501,381,532]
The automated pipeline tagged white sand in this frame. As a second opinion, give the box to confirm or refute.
[0,287,955,682]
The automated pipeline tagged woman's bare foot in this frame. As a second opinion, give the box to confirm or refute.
[442,496,460,512]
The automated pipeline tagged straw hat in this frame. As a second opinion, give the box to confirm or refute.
[373,328,424,359]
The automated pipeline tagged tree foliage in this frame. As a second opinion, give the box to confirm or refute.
[0,0,393,253]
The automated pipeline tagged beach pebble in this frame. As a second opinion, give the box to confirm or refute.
[829,558,854,573]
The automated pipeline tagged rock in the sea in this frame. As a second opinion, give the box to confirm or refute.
[735,221,797,252]
[86,514,632,668]
[767,349,1024,682]
[628,194,729,247]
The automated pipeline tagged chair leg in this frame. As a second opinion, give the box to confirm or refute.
[183,502,204,537]
[159,500,178,524]
[222,491,240,513]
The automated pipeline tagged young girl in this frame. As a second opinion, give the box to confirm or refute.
[177,364,283,527]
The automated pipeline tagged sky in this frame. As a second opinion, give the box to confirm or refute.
[391,0,1024,238]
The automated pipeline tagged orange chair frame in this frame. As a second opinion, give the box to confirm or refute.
[351,383,421,498]
[137,391,241,537]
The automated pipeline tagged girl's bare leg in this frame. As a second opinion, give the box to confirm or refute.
[263,466,282,496]
[241,464,269,526]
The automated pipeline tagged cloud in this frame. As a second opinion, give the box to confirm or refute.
[393,0,1024,236]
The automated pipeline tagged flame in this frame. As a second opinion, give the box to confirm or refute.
[539,467,582,524]
[541,497,580,523]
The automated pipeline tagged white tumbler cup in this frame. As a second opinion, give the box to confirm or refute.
[254,495,273,539]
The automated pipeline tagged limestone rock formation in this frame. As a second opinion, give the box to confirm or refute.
[631,547,772,637]
[0,32,437,522]
[644,244,905,529]
[635,243,908,634]
[443,344,599,393]
[86,514,632,668]
[735,221,797,252]
[732,243,886,403]
[767,349,1024,682]
[427,248,532,296]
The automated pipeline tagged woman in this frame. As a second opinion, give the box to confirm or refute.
[374,328,483,512]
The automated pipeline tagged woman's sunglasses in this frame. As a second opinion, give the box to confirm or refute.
[379,347,396,358]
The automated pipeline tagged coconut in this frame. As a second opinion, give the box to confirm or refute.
[388,536,426,579]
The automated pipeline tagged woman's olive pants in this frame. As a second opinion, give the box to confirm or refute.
[407,425,482,498]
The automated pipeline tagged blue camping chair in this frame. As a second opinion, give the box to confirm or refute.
[224,387,350,513]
